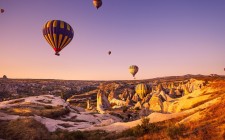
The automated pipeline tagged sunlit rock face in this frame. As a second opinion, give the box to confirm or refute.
[134,101,142,110]
[96,78,207,115]
[96,90,111,114]
[86,99,93,110]
[141,94,151,104]
[108,90,117,101]
[149,94,163,112]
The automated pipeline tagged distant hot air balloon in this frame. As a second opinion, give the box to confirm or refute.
[93,0,102,9]
[108,51,111,55]
[129,65,139,79]
[135,83,149,99]
[1,9,4,13]
[42,20,74,56]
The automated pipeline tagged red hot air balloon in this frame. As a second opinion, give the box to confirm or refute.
[108,51,111,55]
[1,9,4,13]
[93,0,102,9]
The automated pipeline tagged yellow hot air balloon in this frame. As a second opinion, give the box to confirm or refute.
[135,83,149,99]
[129,65,139,79]
[93,0,102,9]
[42,20,74,56]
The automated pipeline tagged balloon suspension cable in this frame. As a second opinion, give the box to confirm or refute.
[55,52,60,56]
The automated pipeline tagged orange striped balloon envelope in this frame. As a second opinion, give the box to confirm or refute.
[42,20,74,56]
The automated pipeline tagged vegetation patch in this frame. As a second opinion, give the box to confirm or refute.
[166,124,187,139]
[120,117,161,137]
[51,129,108,140]
[0,118,50,140]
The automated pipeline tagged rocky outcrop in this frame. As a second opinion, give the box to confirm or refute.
[119,89,129,100]
[132,93,141,103]
[149,94,163,112]
[169,88,176,98]
[141,94,151,104]
[157,84,163,92]
[159,90,167,101]
[97,90,111,114]
[143,102,149,109]
[134,101,142,110]
[187,79,205,92]
[108,90,117,101]
[183,86,190,95]
[125,96,133,106]
[110,98,127,106]
[175,89,182,96]
[86,99,92,110]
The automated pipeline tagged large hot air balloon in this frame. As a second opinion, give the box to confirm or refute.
[108,51,111,55]
[129,65,139,79]
[135,83,149,99]
[93,0,102,9]
[42,20,74,56]
[1,9,4,13]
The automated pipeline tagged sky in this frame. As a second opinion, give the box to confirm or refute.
[0,0,225,80]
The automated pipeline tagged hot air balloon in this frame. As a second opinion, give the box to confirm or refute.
[1,9,4,13]
[42,20,74,56]
[129,65,139,79]
[135,83,149,99]
[93,0,102,9]
[108,51,111,55]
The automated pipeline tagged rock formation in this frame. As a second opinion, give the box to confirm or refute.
[110,98,127,107]
[169,88,176,98]
[97,90,111,114]
[108,90,117,101]
[132,93,141,103]
[125,96,133,106]
[134,101,142,110]
[149,94,163,112]
[141,94,151,104]
[86,99,92,110]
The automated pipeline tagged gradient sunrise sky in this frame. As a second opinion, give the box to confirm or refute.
[0,0,225,80]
